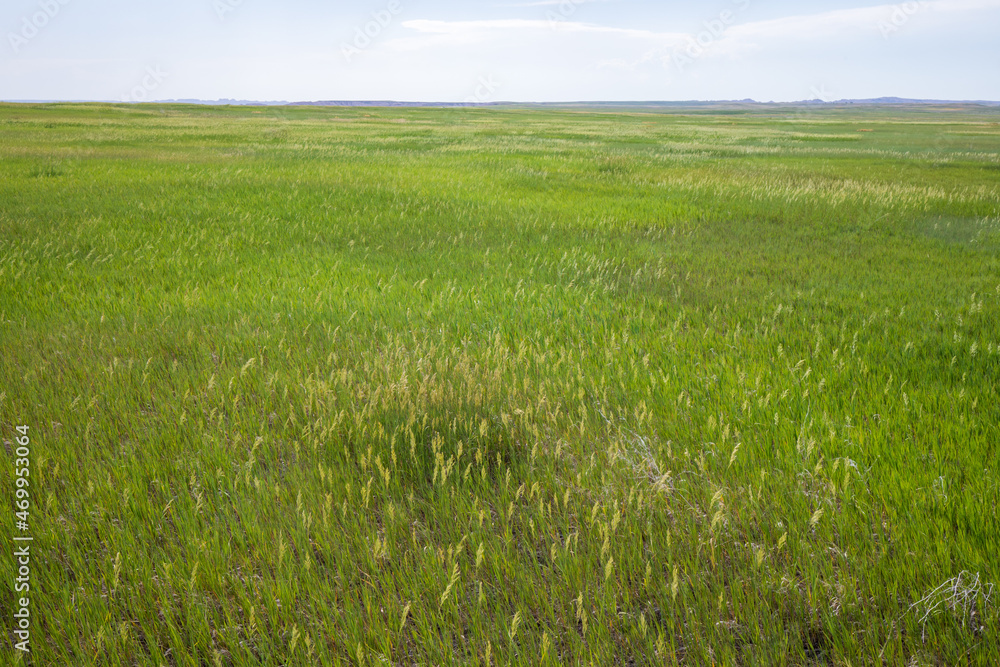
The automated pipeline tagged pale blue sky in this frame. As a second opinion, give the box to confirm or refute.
[1,0,998,102]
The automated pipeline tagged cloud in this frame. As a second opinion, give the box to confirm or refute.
[400,18,665,39]
[383,0,1000,81]
[387,18,687,53]
[725,0,1000,44]
[398,0,1000,51]
[928,0,1000,10]
[495,0,615,6]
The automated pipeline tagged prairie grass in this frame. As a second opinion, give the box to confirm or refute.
[1,102,999,665]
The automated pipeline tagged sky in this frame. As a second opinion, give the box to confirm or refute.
[1,0,998,103]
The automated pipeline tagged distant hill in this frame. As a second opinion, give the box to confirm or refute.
[155,98,290,106]
[286,100,506,107]
[288,98,1000,108]
[4,98,999,107]
[795,97,1000,106]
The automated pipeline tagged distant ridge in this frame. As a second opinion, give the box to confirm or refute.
[282,98,1000,108]
[286,100,506,107]
[3,98,999,107]
[0,98,291,105]
[794,97,1000,106]
[153,98,290,106]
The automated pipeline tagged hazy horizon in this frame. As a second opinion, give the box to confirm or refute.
[2,0,999,104]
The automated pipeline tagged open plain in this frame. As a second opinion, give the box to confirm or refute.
[1,102,999,664]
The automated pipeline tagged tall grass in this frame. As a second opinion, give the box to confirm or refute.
[1,102,999,665]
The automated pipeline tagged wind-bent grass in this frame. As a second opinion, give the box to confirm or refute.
[1,102,999,665]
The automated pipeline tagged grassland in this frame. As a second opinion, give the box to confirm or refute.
[1,101,999,665]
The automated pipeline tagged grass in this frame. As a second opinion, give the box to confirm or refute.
[1,101,999,665]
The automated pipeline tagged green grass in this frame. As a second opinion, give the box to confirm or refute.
[1,101,999,665]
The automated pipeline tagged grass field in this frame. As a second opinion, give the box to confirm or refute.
[1,101,999,665]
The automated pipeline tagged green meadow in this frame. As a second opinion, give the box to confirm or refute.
[1,102,999,665]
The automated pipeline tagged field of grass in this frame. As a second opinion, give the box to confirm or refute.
[1,101,999,665]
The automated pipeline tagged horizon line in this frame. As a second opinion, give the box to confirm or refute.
[3,97,1000,108]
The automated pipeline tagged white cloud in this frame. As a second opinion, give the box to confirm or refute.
[928,0,1000,10]
[397,0,1000,56]
[725,0,1000,45]
[400,18,665,39]
[496,0,615,6]
[387,18,687,53]
[366,1,1000,100]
